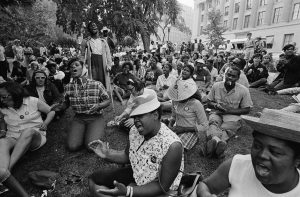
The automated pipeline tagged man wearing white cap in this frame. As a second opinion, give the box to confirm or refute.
[89,90,184,197]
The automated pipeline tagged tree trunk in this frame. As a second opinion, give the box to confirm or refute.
[140,31,151,52]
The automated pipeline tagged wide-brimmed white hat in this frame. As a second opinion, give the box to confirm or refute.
[130,89,160,117]
[167,78,197,101]
[242,108,300,143]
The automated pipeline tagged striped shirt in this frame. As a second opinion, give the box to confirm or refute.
[64,79,109,114]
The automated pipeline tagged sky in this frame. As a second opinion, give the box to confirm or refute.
[178,0,194,8]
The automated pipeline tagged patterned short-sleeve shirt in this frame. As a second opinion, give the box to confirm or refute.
[64,79,109,114]
[129,123,184,191]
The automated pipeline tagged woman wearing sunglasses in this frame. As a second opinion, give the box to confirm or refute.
[26,70,63,112]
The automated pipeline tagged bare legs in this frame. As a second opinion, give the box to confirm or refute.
[0,128,42,197]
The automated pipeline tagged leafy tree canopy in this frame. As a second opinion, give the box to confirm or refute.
[53,0,181,50]
[0,0,56,45]
[202,9,227,52]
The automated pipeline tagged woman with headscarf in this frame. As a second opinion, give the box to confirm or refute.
[55,57,110,151]
[195,109,300,197]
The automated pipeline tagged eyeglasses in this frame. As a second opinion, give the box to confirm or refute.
[0,95,11,100]
[35,77,46,79]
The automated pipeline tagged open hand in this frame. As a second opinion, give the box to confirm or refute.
[96,180,127,196]
[124,118,134,128]
[89,140,109,159]
[114,115,122,123]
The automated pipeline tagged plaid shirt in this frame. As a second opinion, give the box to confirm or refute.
[64,79,109,114]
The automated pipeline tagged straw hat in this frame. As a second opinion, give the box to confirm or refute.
[167,78,197,102]
[242,108,300,143]
[130,89,160,117]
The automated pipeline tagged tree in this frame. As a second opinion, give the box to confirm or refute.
[158,15,191,43]
[54,0,181,51]
[202,9,227,52]
[0,0,56,44]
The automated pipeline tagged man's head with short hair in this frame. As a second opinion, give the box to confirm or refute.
[233,58,246,70]
[282,44,295,52]
[225,66,240,88]
[283,44,296,56]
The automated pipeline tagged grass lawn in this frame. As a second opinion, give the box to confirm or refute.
[3,88,294,197]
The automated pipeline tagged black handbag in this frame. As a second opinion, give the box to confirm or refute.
[159,170,203,197]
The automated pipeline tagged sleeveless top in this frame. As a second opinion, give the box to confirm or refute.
[129,123,184,191]
[228,154,300,197]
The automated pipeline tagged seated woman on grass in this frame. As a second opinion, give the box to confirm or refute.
[195,109,300,197]
[89,90,184,197]
[26,70,63,117]
[0,82,55,197]
[167,78,208,150]
[113,62,136,105]
[156,62,176,102]
[113,78,156,132]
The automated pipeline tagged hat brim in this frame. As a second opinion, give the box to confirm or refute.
[130,101,160,117]
[167,88,197,101]
[242,115,300,143]
[167,79,198,102]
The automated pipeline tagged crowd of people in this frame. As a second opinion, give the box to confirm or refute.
[0,22,300,197]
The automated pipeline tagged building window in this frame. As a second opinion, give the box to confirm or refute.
[201,15,204,22]
[216,0,220,6]
[235,2,240,13]
[292,3,300,20]
[225,6,229,16]
[208,3,212,8]
[226,0,229,2]
[244,15,250,28]
[260,0,267,6]
[202,3,205,11]
[246,0,252,10]
[266,36,274,49]
[273,7,282,23]
[283,34,294,47]
[275,0,282,3]
[232,18,238,30]
[200,26,203,34]
[257,11,265,26]
[224,20,228,27]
